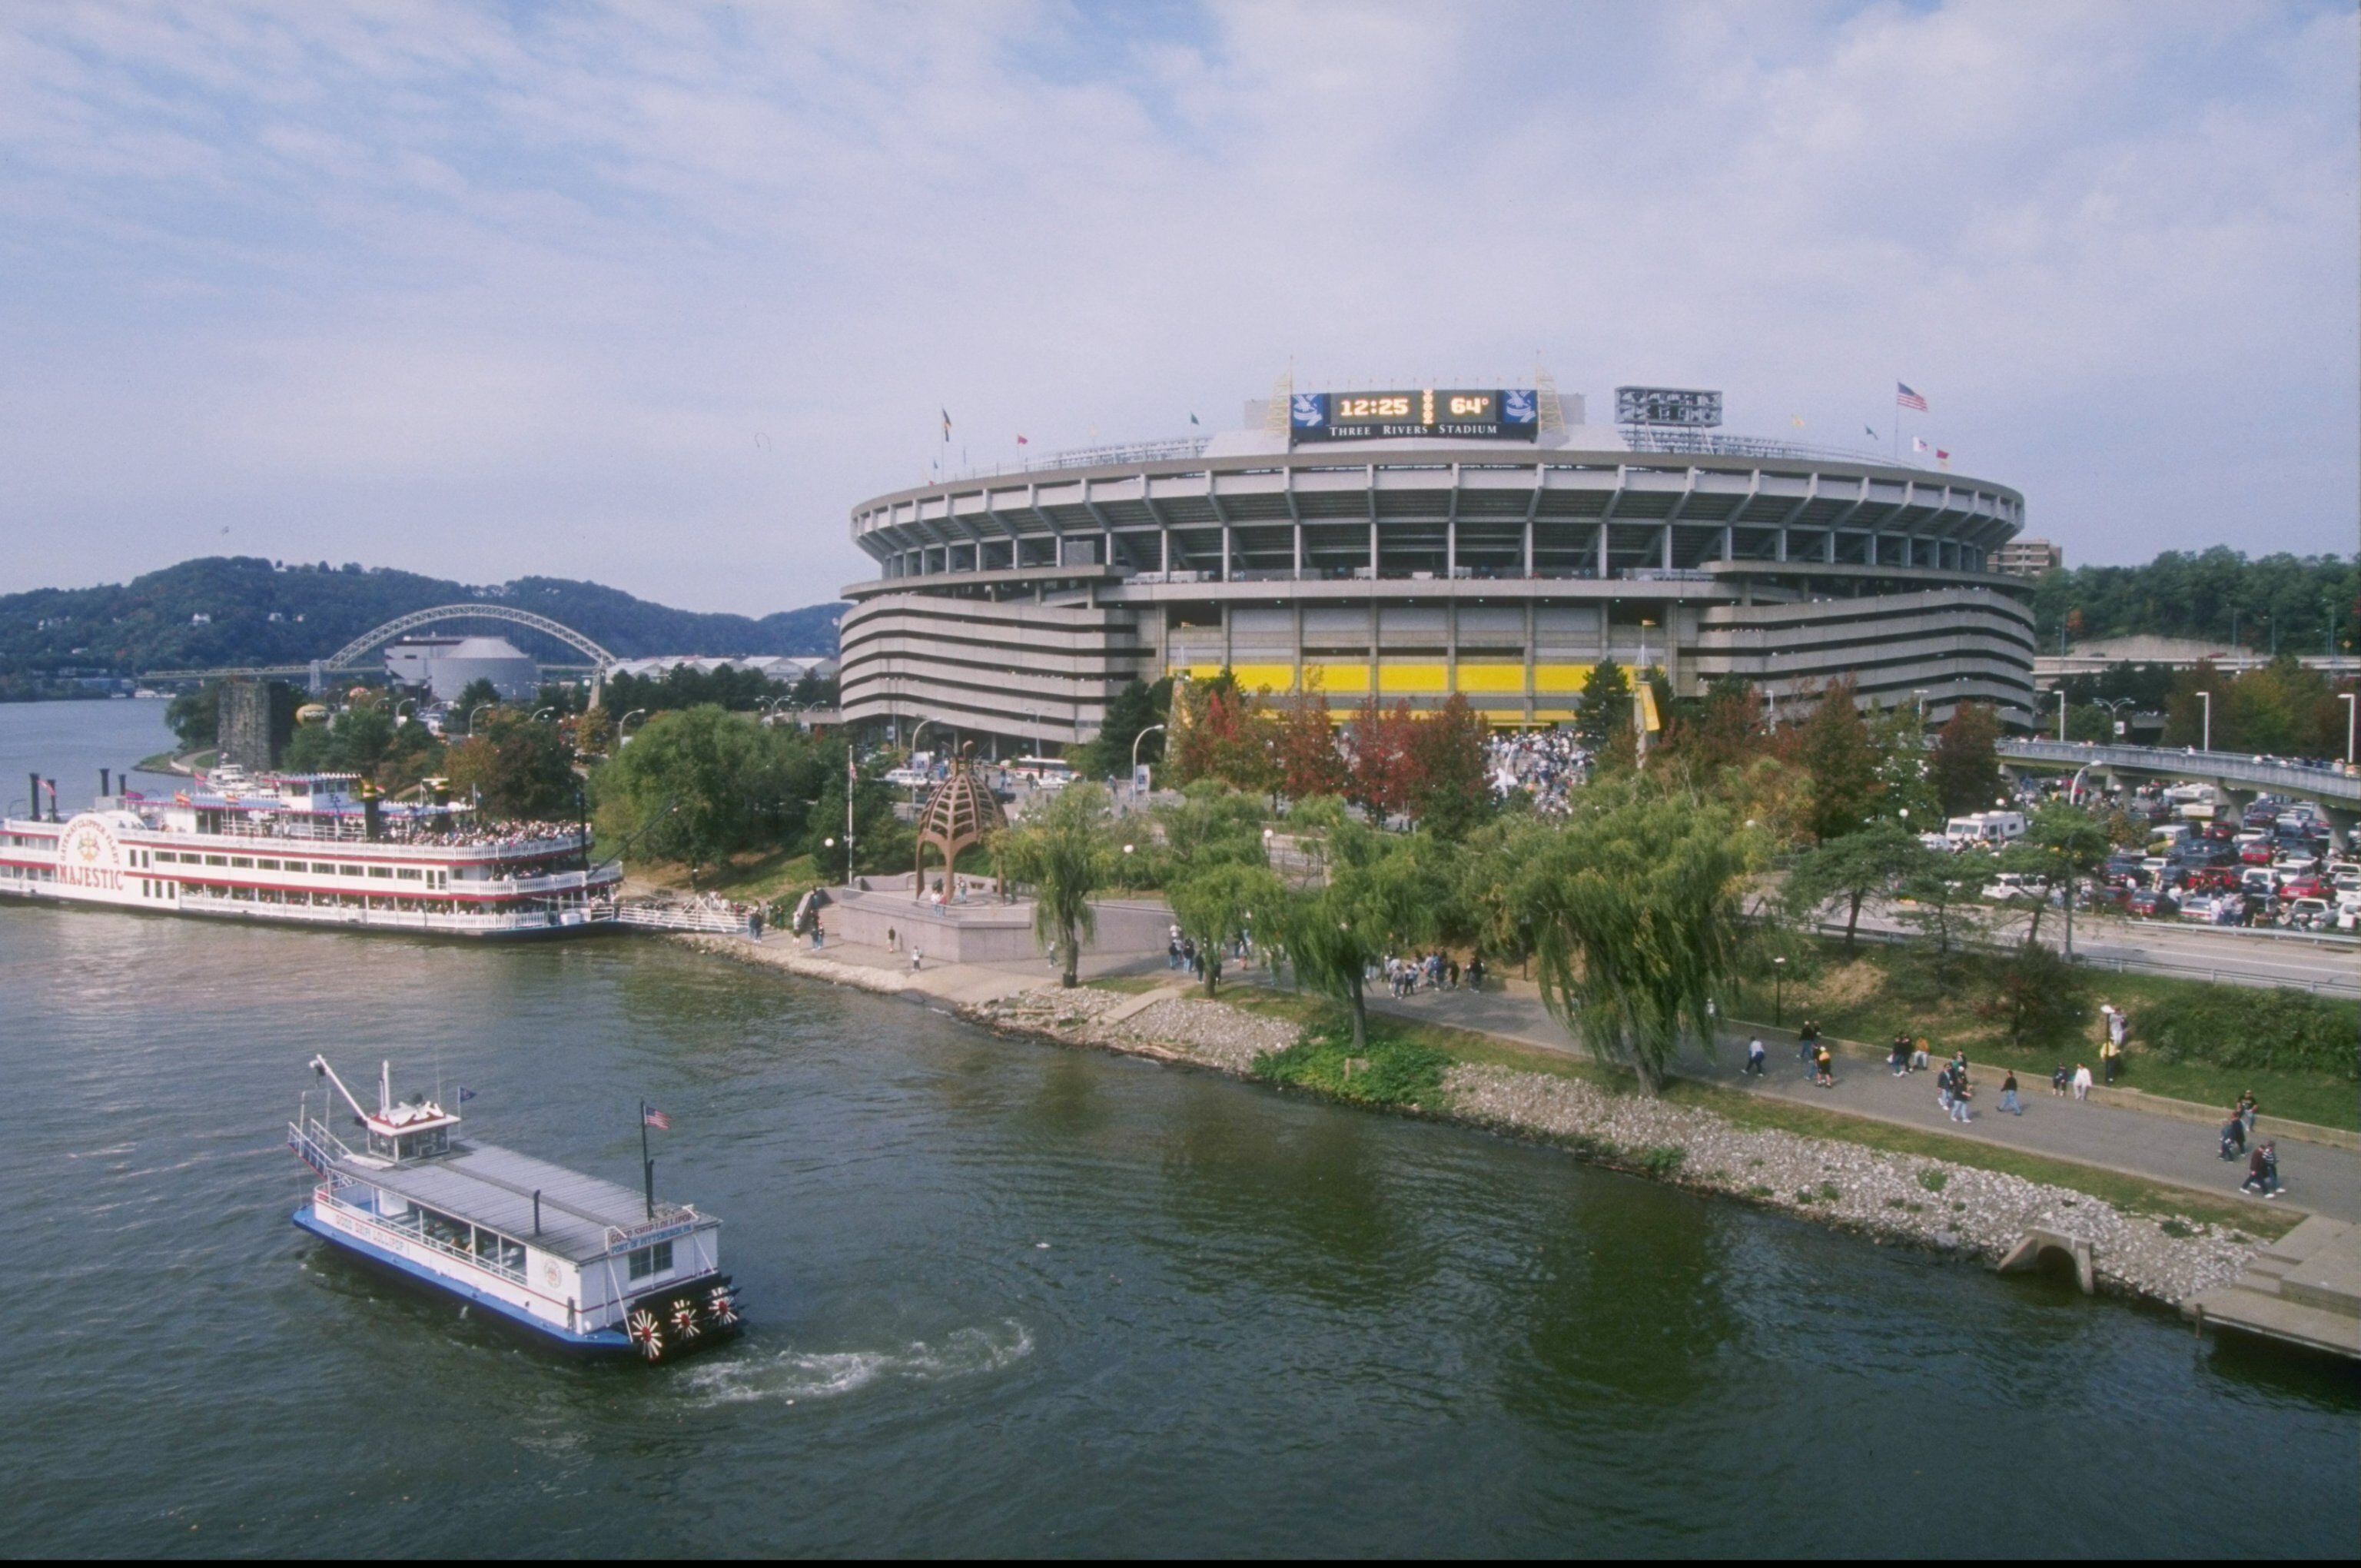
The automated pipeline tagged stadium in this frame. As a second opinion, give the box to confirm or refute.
[837,379,2037,752]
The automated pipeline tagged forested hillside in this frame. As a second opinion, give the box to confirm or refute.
[0,556,844,694]
[2028,548,2357,653]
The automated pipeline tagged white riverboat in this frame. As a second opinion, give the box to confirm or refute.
[0,770,621,937]
[288,1057,739,1361]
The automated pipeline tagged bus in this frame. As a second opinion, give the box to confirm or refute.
[1010,756,1076,789]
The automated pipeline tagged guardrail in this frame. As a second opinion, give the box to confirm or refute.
[1998,739,2361,802]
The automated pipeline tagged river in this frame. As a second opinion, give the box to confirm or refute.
[2,700,2354,1556]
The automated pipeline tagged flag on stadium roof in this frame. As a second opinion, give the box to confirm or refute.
[1913,437,1930,453]
[1896,382,1928,411]
[941,408,951,438]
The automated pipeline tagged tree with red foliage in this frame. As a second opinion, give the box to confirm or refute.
[1347,696,1422,821]
[1275,689,1349,802]
[1406,693,1492,839]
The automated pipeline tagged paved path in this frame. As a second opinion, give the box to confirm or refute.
[1345,975,2361,1224]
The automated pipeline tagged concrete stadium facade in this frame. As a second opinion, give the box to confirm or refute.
[838,394,2037,750]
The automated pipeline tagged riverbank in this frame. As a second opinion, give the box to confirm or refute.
[682,932,2273,1310]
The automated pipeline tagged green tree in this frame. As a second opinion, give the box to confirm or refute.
[1167,860,1285,996]
[1574,659,1632,754]
[1280,817,1451,1050]
[1782,821,1928,948]
[1792,679,1881,841]
[1974,942,2090,1051]
[450,678,503,732]
[1929,701,2004,817]
[804,749,910,878]
[1865,699,1940,827]
[1508,785,1752,1091]
[1997,800,2113,947]
[590,706,815,881]
[1074,677,1171,782]
[994,782,1114,988]
[443,714,579,819]
[1893,845,1991,962]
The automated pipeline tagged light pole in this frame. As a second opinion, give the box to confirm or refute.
[1772,955,1787,1028]
[2341,692,2356,768]
[2194,690,2210,753]
[618,708,649,746]
[1121,842,1134,892]
[2094,696,2136,742]
[469,703,495,734]
[2056,686,2068,742]
[1131,723,1166,792]
[532,706,556,723]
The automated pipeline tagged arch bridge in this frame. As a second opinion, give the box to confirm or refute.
[143,605,619,692]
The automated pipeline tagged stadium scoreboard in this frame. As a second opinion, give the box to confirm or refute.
[1614,386,1722,427]
[1291,387,1539,443]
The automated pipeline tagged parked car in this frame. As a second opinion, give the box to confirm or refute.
[2128,888,2177,918]
[2284,897,2333,931]
[2278,876,2329,902]
[2240,842,2276,865]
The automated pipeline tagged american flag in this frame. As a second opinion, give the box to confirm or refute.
[643,1107,671,1131]
[1896,382,1928,411]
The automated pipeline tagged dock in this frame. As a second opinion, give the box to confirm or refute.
[2184,1215,2361,1360]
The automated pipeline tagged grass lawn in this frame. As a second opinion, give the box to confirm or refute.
[631,848,819,904]
[1731,939,2359,1131]
[1214,982,2301,1237]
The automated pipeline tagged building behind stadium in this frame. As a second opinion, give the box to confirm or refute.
[837,377,2037,752]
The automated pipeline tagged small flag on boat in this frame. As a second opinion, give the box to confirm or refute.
[456,1087,476,1103]
[643,1107,671,1131]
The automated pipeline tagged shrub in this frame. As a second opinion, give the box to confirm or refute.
[2138,988,2360,1081]
[1253,1022,1448,1109]
[1636,1145,1689,1179]
[1917,1168,1949,1192]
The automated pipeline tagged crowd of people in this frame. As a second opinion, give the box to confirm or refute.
[1370,950,1479,997]
[1485,731,1591,816]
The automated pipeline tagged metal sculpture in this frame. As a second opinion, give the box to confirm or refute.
[913,745,1006,901]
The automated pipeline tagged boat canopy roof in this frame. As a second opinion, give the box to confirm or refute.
[330,1141,708,1264]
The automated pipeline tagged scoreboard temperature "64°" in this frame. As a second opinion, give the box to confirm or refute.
[1290,388,1540,443]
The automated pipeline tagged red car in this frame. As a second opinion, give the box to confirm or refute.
[2186,868,2240,893]
[2128,889,2177,917]
[2279,876,2328,901]
[2240,844,2275,864]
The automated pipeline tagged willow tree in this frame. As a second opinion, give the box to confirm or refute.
[1280,816,1452,1050]
[993,782,1114,988]
[1509,785,1755,1092]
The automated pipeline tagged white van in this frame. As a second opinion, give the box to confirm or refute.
[1945,810,2027,848]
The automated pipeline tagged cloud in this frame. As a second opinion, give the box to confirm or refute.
[0,0,2352,612]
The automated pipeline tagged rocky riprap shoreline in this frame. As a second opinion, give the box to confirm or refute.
[963,987,2265,1307]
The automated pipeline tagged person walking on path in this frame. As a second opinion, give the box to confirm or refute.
[1937,1061,1955,1114]
[2220,1109,2246,1161]
[2071,1063,2094,1101]
[1813,1042,1835,1088]
[2243,1141,2283,1199]
[811,916,825,950]
[1911,1035,1931,1073]
[1950,1075,1974,1123]
[1798,1019,1820,1068]
[910,947,923,972]
[1999,1070,2022,1116]
[1745,1036,1767,1077]
[2238,1091,2259,1140]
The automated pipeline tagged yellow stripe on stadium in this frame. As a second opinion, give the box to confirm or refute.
[1376,663,1448,693]
[1454,663,1526,693]
[1533,663,1594,693]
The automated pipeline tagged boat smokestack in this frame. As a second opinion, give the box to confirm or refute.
[26,772,35,821]
[99,768,111,799]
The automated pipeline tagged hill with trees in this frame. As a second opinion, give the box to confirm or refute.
[2028,547,2356,654]
[0,555,844,696]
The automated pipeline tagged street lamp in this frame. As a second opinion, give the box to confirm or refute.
[618,708,649,746]
[1131,723,1166,791]
[2055,686,2069,742]
[531,706,556,723]
[2341,693,2356,769]
[468,703,495,734]
[1772,955,1787,1028]
[1121,842,1134,892]
[2194,690,2211,753]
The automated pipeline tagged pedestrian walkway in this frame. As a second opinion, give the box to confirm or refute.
[1349,975,2361,1224]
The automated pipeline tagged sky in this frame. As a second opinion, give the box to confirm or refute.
[2,0,2355,615]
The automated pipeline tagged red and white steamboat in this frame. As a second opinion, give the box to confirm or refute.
[0,771,619,938]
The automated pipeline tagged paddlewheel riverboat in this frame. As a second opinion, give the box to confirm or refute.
[0,770,620,937]
[289,1057,740,1361]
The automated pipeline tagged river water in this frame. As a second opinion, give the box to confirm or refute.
[3,701,2354,1556]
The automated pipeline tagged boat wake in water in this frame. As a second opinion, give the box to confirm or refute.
[684,1321,1034,1406]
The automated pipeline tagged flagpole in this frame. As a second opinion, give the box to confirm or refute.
[640,1098,654,1218]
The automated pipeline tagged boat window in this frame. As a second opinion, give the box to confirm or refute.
[313,862,337,874]
[626,1241,675,1280]
[204,855,227,866]
[394,1127,450,1160]
[418,1208,470,1251]
[473,1228,526,1277]
[340,864,364,876]
[367,1130,397,1158]
[256,859,280,870]
[368,866,393,879]
[397,868,422,880]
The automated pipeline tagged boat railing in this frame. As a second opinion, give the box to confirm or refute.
[289,1115,357,1183]
[603,1204,704,1254]
[314,1186,529,1284]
